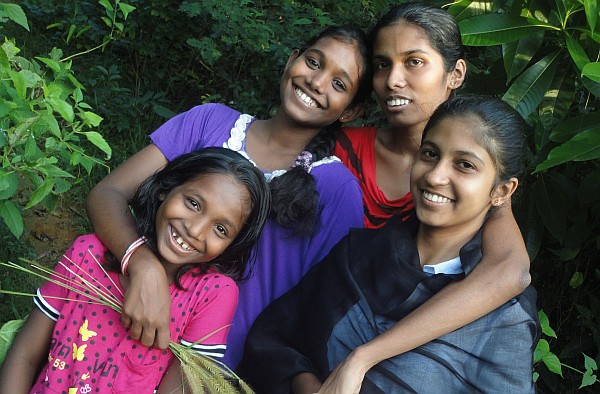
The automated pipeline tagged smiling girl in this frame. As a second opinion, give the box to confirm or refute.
[240,96,539,393]
[0,147,270,393]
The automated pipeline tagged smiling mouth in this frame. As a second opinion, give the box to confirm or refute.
[170,226,195,252]
[423,191,453,204]
[295,87,322,109]
[386,98,411,107]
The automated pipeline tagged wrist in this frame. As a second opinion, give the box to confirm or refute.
[125,244,163,277]
[351,344,381,372]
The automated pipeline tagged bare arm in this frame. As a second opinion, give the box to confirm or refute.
[0,309,54,393]
[156,357,186,393]
[292,372,323,394]
[86,144,172,349]
[318,203,531,393]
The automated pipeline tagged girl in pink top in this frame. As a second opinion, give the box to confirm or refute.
[0,147,270,394]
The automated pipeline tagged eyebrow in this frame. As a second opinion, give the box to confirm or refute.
[305,48,355,87]
[423,141,486,166]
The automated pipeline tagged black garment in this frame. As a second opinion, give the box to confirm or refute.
[238,215,539,393]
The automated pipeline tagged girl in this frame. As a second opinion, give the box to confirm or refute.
[85,25,372,369]
[323,3,531,390]
[239,95,539,393]
[0,147,270,393]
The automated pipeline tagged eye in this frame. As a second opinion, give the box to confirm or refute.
[187,197,200,210]
[374,61,389,70]
[406,58,424,67]
[215,224,228,237]
[420,148,438,161]
[333,79,347,91]
[306,57,319,69]
[458,161,476,171]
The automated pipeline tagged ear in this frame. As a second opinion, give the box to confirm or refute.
[285,49,300,69]
[447,59,467,90]
[339,103,365,124]
[490,177,518,207]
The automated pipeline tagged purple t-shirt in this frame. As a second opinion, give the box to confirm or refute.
[151,103,364,368]
[31,234,237,393]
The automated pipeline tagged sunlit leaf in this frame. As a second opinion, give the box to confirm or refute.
[503,31,544,82]
[565,32,590,72]
[0,4,29,31]
[82,131,112,158]
[542,353,563,376]
[582,62,600,83]
[584,0,597,33]
[550,112,600,142]
[459,14,552,46]
[538,310,557,338]
[535,127,600,171]
[539,67,575,132]
[118,3,136,20]
[0,319,25,364]
[25,177,54,209]
[503,52,560,118]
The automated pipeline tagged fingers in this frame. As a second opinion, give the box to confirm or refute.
[154,326,171,350]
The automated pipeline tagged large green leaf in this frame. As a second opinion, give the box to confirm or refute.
[535,127,600,172]
[459,14,553,46]
[533,173,568,241]
[538,66,575,133]
[582,62,600,84]
[565,32,591,72]
[0,170,18,199]
[503,51,560,118]
[0,200,23,238]
[584,0,598,33]
[502,31,544,82]
[550,112,600,142]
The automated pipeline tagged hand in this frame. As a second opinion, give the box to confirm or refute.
[316,349,370,394]
[121,246,171,349]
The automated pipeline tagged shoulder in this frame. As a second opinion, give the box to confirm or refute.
[184,103,242,121]
[67,234,107,257]
[181,270,238,297]
[339,126,378,143]
[311,160,360,193]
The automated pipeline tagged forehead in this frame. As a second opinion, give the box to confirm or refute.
[425,116,493,158]
[373,22,436,55]
[177,173,250,208]
[306,36,363,78]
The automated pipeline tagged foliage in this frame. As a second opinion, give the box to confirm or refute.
[450,0,599,390]
[0,1,138,238]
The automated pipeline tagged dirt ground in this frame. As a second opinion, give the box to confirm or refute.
[20,197,89,264]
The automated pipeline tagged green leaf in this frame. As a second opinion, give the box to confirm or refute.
[539,67,576,132]
[8,70,26,99]
[582,62,600,84]
[80,111,103,127]
[0,319,25,364]
[0,200,23,238]
[35,57,62,74]
[570,271,584,288]
[0,171,18,199]
[41,112,61,139]
[535,127,600,171]
[293,18,312,25]
[502,31,544,82]
[459,14,551,46]
[24,136,39,161]
[46,98,74,123]
[579,171,600,206]
[118,3,136,20]
[25,177,54,209]
[503,52,560,119]
[538,310,557,338]
[98,0,114,12]
[542,353,563,376]
[42,165,74,179]
[580,371,597,388]
[584,0,597,33]
[550,112,600,143]
[101,16,112,28]
[0,4,29,31]
[533,174,567,240]
[584,353,598,372]
[534,339,550,362]
[565,32,590,72]
[82,131,112,158]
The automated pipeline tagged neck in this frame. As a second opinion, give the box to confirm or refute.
[259,111,323,152]
[416,220,483,267]
[377,123,423,155]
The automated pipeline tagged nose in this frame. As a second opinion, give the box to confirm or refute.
[424,161,450,186]
[306,70,327,94]
[185,218,208,249]
[387,65,407,90]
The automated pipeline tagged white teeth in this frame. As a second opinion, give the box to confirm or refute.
[295,88,320,108]
[387,98,410,107]
[423,191,452,204]
[171,228,195,251]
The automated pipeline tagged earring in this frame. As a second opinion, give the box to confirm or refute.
[493,200,500,206]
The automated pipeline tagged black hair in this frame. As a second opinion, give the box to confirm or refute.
[423,95,526,183]
[269,24,373,234]
[370,2,465,77]
[129,147,270,286]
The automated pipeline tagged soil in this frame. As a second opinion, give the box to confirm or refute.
[20,196,89,264]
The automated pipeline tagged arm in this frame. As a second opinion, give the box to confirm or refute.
[0,309,54,393]
[156,357,185,394]
[318,203,531,393]
[85,144,172,349]
[292,373,323,394]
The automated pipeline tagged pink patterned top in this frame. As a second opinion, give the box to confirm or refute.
[30,234,238,394]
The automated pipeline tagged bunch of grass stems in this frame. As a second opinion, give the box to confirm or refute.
[0,254,254,394]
